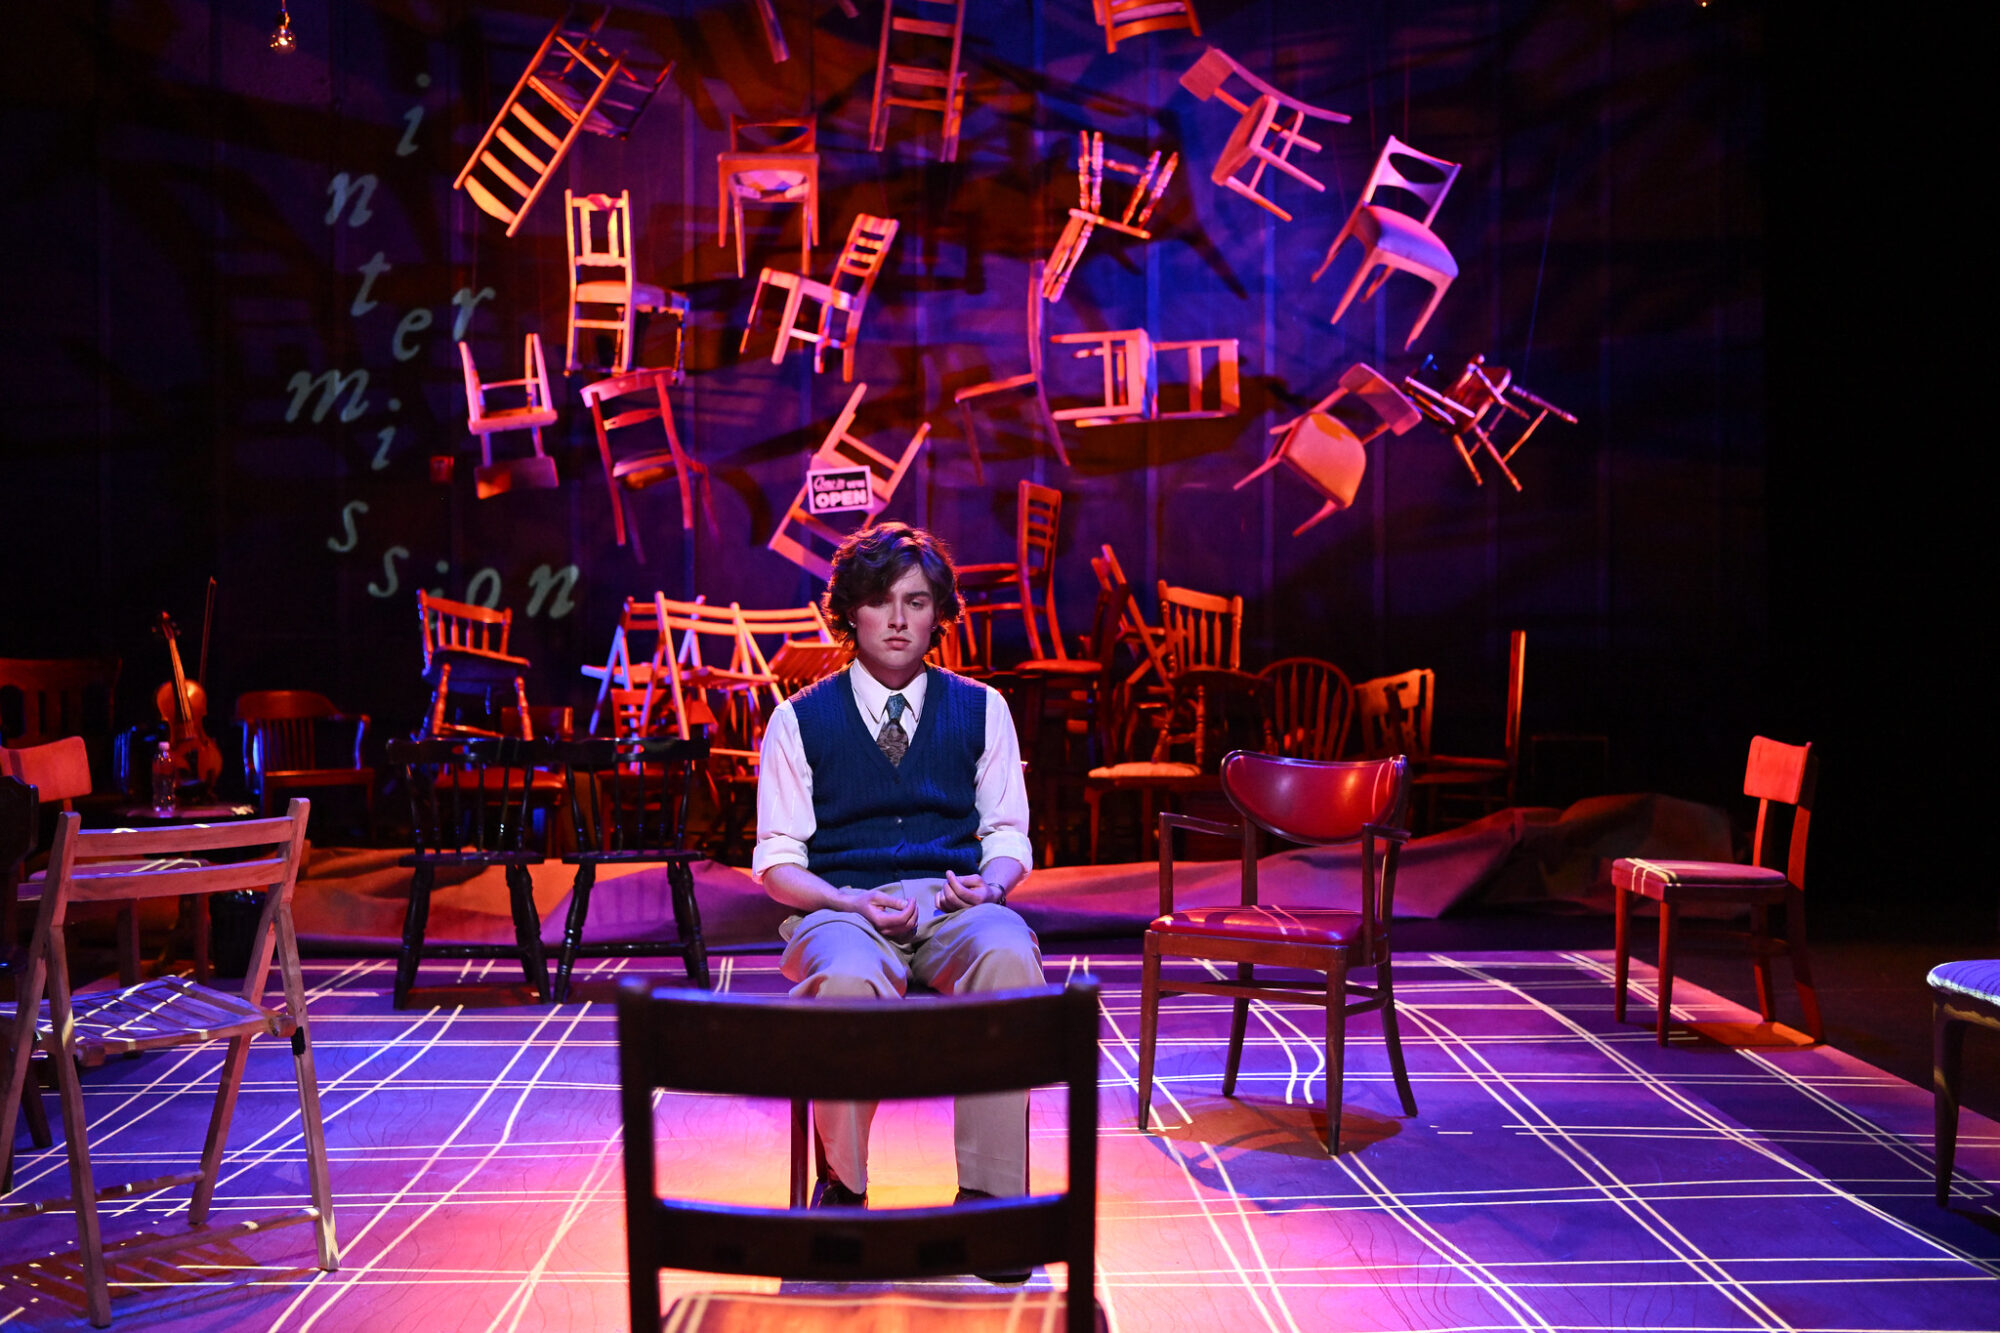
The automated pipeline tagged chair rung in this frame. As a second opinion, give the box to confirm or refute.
[106,1208,321,1265]
[892,17,959,36]
[890,66,955,87]
[0,1170,207,1222]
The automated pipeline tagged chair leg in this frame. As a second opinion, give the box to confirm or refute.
[1222,969,1252,1097]
[789,1095,812,1208]
[1612,886,1630,1024]
[1786,891,1824,1043]
[427,661,452,737]
[1403,276,1452,349]
[394,863,435,1009]
[189,1033,255,1225]
[115,902,141,987]
[1137,936,1161,1132]
[507,864,551,1002]
[1934,1002,1963,1207]
[669,859,711,990]
[21,1061,52,1148]
[1086,788,1103,865]
[289,1020,341,1269]
[555,863,596,1003]
[1377,960,1419,1117]
[1323,957,1349,1155]
[50,1014,112,1328]
[1749,904,1775,1021]
[1655,901,1678,1045]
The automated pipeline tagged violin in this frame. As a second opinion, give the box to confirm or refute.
[155,586,222,793]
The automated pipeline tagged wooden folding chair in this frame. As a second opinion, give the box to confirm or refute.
[0,801,335,1327]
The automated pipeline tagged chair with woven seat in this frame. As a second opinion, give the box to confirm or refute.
[0,800,336,1327]
[386,737,552,1009]
[619,977,1102,1332]
[235,690,374,838]
[1139,751,1416,1154]
[1931,960,2000,1207]
[718,116,820,279]
[552,735,710,1002]
[1612,736,1823,1045]
[1311,135,1462,349]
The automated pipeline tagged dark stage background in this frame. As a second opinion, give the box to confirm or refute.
[2,3,1973,913]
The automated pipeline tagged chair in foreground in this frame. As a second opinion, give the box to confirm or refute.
[553,736,710,1001]
[1,801,336,1327]
[619,978,1102,1332]
[1931,960,2000,1206]
[386,737,551,1009]
[1140,752,1416,1154]
[1310,135,1462,348]
[1613,736,1823,1045]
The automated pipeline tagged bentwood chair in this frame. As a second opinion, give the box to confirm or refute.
[1,801,336,1327]
[1140,752,1416,1153]
[387,737,552,1009]
[553,736,711,1001]
[1311,135,1462,349]
[1613,736,1822,1044]
[620,978,1103,1332]
[1931,960,2000,1206]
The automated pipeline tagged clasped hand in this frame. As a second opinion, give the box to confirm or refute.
[844,871,1005,943]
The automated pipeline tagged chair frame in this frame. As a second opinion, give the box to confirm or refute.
[956,260,1067,481]
[1139,752,1416,1153]
[1094,0,1200,54]
[1310,134,1463,349]
[868,0,968,162]
[1933,967,2000,1207]
[564,188,689,376]
[1259,657,1354,761]
[619,978,1101,1333]
[1402,355,1579,493]
[235,689,375,837]
[1044,132,1178,303]
[743,214,900,381]
[717,115,820,279]
[1,802,335,1328]
[1240,362,1422,534]
[956,479,1065,667]
[582,366,715,563]
[1179,47,1351,223]
[766,382,930,579]
[459,333,560,498]
[0,657,120,749]
[418,591,534,740]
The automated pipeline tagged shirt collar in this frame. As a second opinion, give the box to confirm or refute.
[849,660,927,725]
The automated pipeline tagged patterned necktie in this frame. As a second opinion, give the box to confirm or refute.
[876,693,910,767]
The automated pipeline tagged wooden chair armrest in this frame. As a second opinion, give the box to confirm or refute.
[1157,810,1244,916]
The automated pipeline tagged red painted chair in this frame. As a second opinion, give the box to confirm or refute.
[1612,736,1822,1044]
[1138,751,1416,1153]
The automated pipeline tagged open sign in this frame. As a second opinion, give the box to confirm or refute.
[807,466,873,515]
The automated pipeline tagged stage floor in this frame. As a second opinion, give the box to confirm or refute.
[2,950,1995,1331]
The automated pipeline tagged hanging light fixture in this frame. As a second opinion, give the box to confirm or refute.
[269,2,297,52]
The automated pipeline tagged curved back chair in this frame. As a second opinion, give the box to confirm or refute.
[1141,751,1415,1153]
[1259,657,1353,761]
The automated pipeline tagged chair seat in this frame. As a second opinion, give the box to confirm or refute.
[1088,761,1200,780]
[1352,205,1459,277]
[1153,905,1362,946]
[469,405,560,432]
[1929,959,2000,1007]
[1611,857,1792,902]
[729,167,810,197]
[662,1289,1102,1333]
[610,449,687,485]
[1016,658,1101,678]
[575,279,668,308]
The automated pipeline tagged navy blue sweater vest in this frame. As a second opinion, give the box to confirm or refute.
[792,666,986,890]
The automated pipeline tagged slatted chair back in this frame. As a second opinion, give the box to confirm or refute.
[235,690,351,782]
[619,978,1101,1333]
[1259,658,1353,761]
[388,737,544,860]
[0,658,120,748]
[735,604,840,696]
[1351,668,1434,760]
[418,591,515,669]
[829,214,900,307]
[0,800,334,1325]
[586,596,666,734]
[559,736,709,859]
[1745,736,1815,888]
[1157,580,1242,675]
[567,188,636,277]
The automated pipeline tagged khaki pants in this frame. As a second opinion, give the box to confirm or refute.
[779,882,1044,1196]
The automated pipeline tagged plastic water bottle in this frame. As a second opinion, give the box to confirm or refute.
[152,742,179,814]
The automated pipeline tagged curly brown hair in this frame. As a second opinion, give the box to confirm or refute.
[822,523,963,647]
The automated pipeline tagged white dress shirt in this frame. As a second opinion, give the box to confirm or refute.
[752,662,1034,881]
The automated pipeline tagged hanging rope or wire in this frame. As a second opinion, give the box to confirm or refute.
[1521,160,1558,376]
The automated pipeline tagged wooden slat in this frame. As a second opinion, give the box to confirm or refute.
[64,855,291,903]
[492,124,548,176]
[0,1170,205,1222]
[77,818,297,857]
[479,151,533,201]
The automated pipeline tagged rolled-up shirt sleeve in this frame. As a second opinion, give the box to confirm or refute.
[751,700,814,881]
[975,685,1034,876]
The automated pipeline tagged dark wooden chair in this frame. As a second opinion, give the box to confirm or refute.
[957,480,1065,666]
[236,690,375,837]
[552,735,711,1001]
[386,737,551,1009]
[619,978,1102,1333]
[0,657,120,748]
[1930,960,2000,1206]
[1259,657,1352,761]
[1012,565,1132,865]
[0,801,335,1327]
[1140,751,1416,1154]
[0,737,147,984]
[1612,736,1823,1044]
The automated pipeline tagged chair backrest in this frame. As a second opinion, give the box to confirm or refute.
[1158,581,1243,674]
[1446,355,1512,425]
[1018,479,1064,625]
[1743,735,1815,887]
[1334,362,1424,438]
[734,604,838,692]
[1501,629,1526,771]
[235,690,347,785]
[1096,544,1171,690]
[580,367,673,432]
[0,735,93,806]
[1360,134,1462,228]
[33,801,312,1006]
[387,737,544,858]
[1259,657,1353,761]
[728,114,816,154]
[1221,751,1410,956]
[829,213,900,305]
[459,333,554,429]
[1,774,36,873]
[418,591,514,670]
[1351,668,1434,759]
[1178,44,1345,122]
[566,189,635,276]
[557,736,708,858]
[0,657,120,748]
[618,978,1100,1333]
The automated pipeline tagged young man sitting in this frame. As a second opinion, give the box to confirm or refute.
[752,522,1042,1247]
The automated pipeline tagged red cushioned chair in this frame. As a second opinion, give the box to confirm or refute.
[1138,751,1416,1154]
[1612,736,1822,1044]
